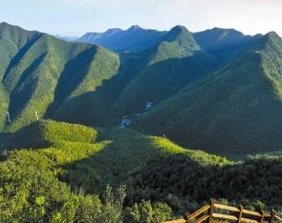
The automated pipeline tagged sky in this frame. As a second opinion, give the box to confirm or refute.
[1,0,282,37]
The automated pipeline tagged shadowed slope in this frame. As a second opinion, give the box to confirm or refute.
[108,26,220,121]
[134,32,282,158]
[194,28,257,62]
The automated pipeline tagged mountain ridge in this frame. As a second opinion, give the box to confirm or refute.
[76,25,168,53]
[132,31,282,157]
[1,22,282,158]
[2,22,282,223]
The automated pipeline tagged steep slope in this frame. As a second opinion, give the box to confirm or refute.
[77,25,167,53]
[107,26,220,123]
[0,22,40,130]
[2,23,184,131]
[134,32,282,158]
[0,23,125,131]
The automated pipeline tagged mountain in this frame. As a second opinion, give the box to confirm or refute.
[0,23,220,132]
[76,25,167,53]
[194,28,258,62]
[133,31,282,158]
[0,22,42,130]
[0,22,125,131]
[1,22,282,159]
[107,25,220,121]
[2,22,282,222]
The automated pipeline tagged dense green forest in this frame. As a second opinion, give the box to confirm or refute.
[1,120,282,222]
[2,22,282,222]
[1,23,282,158]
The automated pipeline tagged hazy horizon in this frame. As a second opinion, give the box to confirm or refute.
[1,0,282,37]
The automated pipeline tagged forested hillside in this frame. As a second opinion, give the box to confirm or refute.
[1,22,282,222]
[134,31,282,158]
[76,25,167,53]
[1,21,282,157]
[0,22,123,131]
[1,120,282,222]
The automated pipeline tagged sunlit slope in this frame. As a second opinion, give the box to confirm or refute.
[134,32,282,157]
[2,120,282,221]
[2,119,226,194]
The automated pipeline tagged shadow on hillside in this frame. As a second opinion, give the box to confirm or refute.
[55,129,205,199]
[0,132,12,150]
[45,47,98,116]
[56,131,282,207]
[45,50,151,126]
[3,33,43,82]
[8,52,48,119]
[46,49,219,127]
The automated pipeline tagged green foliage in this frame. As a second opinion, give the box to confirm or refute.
[98,185,126,223]
[134,32,282,159]
[0,145,125,223]
[124,200,172,223]
[138,154,282,213]
[2,23,282,160]
[3,23,282,222]
[2,120,98,150]
[109,26,219,120]
[0,22,221,135]
[2,120,282,222]
[152,202,172,222]
[0,23,122,132]
[0,120,230,222]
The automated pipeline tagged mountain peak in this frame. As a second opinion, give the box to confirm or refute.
[128,25,142,30]
[163,25,195,48]
[0,22,17,30]
[169,25,189,34]
[261,31,282,47]
[264,31,280,40]
[0,22,9,26]
[0,22,39,36]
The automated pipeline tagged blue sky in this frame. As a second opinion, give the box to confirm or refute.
[1,0,282,37]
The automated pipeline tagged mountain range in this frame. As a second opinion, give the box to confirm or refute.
[76,25,167,53]
[2,21,282,222]
[1,22,282,159]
